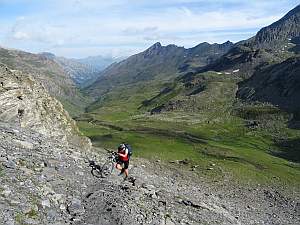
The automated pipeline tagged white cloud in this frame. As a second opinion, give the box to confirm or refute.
[12,31,30,40]
[0,0,298,57]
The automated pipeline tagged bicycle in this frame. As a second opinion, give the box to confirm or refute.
[88,151,118,178]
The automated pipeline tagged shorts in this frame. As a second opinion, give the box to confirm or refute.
[116,159,129,169]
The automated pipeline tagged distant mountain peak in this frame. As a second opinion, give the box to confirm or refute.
[143,42,166,57]
[253,4,300,48]
[39,52,56,59]
[223,40,234,45]
[151,42,162,48]
[145,42,163,53]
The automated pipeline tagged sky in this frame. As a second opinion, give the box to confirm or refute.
[0,0,299,58]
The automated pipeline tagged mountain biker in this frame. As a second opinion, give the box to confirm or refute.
[116,143,130,180]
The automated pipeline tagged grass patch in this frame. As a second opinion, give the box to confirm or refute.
[78,116,300,186]
[78,71,300,187]
[25,208,38,219]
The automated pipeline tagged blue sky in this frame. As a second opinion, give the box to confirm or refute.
[0,0,299,58]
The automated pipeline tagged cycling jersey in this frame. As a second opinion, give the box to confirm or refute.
[118,147,129,162]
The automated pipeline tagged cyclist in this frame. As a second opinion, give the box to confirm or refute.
[116,144,130,180]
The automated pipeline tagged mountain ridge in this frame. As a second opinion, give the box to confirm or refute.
[85,41,234,99]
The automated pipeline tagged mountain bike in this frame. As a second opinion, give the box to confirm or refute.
[88,151,118,178]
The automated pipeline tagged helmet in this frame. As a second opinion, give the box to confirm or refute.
[118,144,126,151]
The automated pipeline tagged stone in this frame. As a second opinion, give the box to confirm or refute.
[13,139,34,149]
[67,198,85,215]
[41,199,51,208]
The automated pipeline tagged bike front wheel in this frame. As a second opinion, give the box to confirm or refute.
[91,167,102,178]
[101,160,114,178]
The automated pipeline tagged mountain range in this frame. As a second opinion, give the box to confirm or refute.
[132,4,300,116]
[85,41,233,98]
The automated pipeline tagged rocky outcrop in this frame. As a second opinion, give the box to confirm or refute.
[0,64,90,147]
[0,65,95,225]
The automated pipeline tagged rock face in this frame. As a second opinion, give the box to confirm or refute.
[0,64,94,224]
[0,64,90,146]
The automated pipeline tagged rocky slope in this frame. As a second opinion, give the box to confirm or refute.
[80,154,300,225]
[0,47,87,116]
[2,122,299,225]
[0,65,299,225]
[0,64,93,224]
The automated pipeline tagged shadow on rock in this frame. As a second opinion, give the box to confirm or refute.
[273,138,300,163]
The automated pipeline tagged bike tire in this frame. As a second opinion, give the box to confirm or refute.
[101,160,114,178]
[91,168,102,178]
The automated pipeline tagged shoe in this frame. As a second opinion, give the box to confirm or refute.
[123,175,128,181]
[118,168,125,176]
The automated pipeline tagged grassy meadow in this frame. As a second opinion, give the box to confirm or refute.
[76,72,300,187]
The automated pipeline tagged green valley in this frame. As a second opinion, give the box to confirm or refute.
[75,5,300,187]
[77,72,300,186]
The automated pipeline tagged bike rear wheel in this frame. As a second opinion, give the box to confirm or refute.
[101,160,114,178]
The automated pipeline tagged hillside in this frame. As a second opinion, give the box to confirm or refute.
[85,41,233,98]
[237,55,300,114]
[0,47,88,116]
[1,64,299,225]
